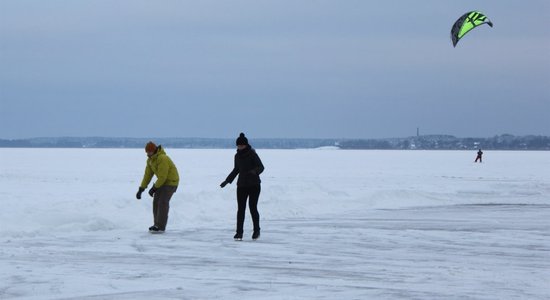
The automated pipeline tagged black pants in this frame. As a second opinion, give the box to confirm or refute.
[153,185,177,230]
[236,185,261,234]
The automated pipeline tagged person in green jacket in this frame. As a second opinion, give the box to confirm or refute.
[136,141,179,233]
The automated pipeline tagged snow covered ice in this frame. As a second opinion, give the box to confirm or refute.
[1,148,549,299]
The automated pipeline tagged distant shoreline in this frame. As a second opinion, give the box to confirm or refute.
[1,135,549,150]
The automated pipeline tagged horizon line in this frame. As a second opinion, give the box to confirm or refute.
[1,133,545,141]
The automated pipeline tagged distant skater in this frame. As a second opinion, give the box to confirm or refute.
[136,141,179,233]
[475,149,483,163]
[220,133,265,241]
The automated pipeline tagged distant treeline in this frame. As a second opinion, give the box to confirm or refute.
[338,134,550,150]
[0,134,549,150]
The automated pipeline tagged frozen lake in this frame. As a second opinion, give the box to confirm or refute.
[1,149,549,299]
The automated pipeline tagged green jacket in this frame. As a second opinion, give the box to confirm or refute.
[140,146,179,189]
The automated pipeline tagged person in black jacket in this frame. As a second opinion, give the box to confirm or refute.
[220,133,265,241]
[475,149,483,163]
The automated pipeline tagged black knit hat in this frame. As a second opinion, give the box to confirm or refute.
[236,132,248,146]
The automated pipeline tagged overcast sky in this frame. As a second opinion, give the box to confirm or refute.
[1,1,549,139]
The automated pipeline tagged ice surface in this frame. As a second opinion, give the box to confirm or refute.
[1,149,549,299]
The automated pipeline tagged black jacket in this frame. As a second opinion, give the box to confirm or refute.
[225,146,265,187]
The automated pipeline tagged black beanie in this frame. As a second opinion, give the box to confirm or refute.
[236,133,248,146]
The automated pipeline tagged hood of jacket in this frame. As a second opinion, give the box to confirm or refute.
[148,146,167,162]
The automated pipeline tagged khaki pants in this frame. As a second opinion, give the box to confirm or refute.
[153,185,177,230]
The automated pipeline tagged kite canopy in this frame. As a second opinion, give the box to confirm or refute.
[451,11,493,47]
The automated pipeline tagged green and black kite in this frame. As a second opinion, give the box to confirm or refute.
[451,11,493,47]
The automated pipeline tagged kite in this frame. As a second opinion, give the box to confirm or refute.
[451,11,493,47]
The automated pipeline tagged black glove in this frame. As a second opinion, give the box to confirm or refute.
[136,187,145,200]
[220,181,228,188]
[148,186,157,197]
